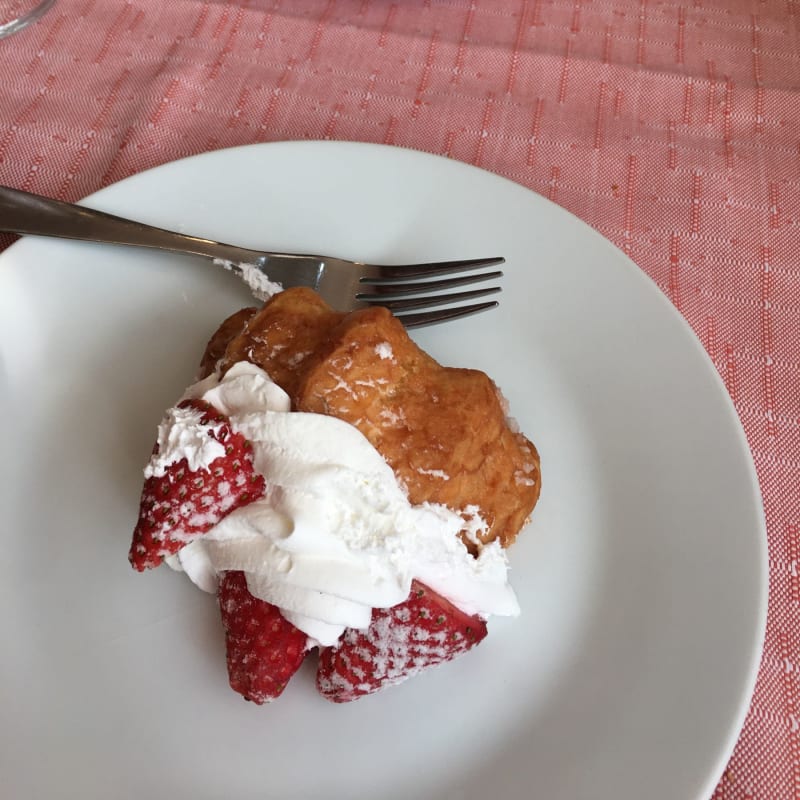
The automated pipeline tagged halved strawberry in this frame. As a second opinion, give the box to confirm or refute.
[218,570,309,704]
[316,580,488,703]
[128,399,265,571]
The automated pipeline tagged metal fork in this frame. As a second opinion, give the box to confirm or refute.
[0,185,502,328]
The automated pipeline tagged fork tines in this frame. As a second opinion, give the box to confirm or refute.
[357,256,504,326]
[364,256,505,280]
[396,300,501,328]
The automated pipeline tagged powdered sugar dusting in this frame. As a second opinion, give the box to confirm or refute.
[214,258,284,301]
[416,466,450,480]
[287,350,311,368]
[514,459,538,487]
[317,583,488,701]
[374,342,394,361]
[378,408,404,426]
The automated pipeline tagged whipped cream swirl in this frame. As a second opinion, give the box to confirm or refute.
[156,361,520,646]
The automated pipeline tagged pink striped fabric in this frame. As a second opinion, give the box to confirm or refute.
[2,2,799,797]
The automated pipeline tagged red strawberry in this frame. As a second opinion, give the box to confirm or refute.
[218,570,309,704]
[316,580,488,703]
[128,399,266,571]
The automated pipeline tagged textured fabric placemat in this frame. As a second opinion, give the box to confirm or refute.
[3,2,799,796]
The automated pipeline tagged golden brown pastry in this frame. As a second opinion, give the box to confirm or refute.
[201,287,540,549]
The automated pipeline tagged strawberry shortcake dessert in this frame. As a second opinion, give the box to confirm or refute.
[128,287,541,703]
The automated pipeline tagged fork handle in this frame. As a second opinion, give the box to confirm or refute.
[0,184,264,264]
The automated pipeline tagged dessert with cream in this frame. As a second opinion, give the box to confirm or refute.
[129,287,541,703]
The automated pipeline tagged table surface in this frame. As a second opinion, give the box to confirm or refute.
[3,2,799,797]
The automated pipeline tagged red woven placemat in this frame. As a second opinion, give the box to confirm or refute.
[3,2,798,796]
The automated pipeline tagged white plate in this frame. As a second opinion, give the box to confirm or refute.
[0,142,766,800]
